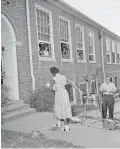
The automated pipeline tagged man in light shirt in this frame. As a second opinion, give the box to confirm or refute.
[100,76,117,119]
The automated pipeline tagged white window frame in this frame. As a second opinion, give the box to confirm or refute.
[117,43,120,64]
[35,4,55,61]
[75,24,86,63]
[59,16,73,62]
[106,38,111,64]
[112,40,117,64]
[87,29,96,63]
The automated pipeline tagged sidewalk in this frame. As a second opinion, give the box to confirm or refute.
[3,110,120,148]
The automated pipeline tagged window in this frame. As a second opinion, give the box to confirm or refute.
[59,17,72,61]
[36,6,55,60]
[106,38,111,63]
[75,25,85,62]
[88,30,95,62]
[114,76,118,88]
[117,43,120,64]
[110,76,113,82]
[112,41,117,64]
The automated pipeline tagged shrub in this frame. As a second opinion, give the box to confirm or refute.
[29,87,55,112]
[1,71,9,125]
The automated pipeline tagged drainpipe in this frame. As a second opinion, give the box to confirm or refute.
[26,0,35,91]
[100,28,105,82]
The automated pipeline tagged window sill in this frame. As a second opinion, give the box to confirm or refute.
[106,62,112,64]
[77,60,86,63]
[61,59,73,63]
[89,61,96,64]
[39,57,56,61]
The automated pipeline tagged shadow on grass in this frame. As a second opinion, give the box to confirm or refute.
[1,129,84,148]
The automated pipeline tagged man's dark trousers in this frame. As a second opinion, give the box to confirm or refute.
[102,94,114,119]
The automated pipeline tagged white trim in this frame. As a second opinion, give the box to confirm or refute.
[1,14,19,100]
[106,37,112,64]
[75,24,86,63]
[87,29,96,63]
[59,16,73,62]
[26,0,35,90]
[35,4,56,61]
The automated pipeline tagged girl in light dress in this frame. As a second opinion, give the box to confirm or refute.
[48,67,82,132]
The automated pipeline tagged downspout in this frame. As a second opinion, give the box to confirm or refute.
[26,0,35,90]
[100,27,105,82]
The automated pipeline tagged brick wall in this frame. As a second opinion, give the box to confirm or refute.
[28,0,103,103]
[1,0,33,101]
[102,32,120,89]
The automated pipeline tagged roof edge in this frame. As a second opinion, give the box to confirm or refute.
[47,0,120,40]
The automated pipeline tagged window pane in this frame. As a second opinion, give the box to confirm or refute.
[39,42,52,57]
[89,45,93,54]
[36,8,52,58]
[106,38,110,50]
[61,43,70,59]
[117,54,120,63]
[36,8,51,42]
[77,49,84,61]
[59,18,70,59]
[112,52,115,63]
[89,55,94,61]
[76,26,84,61]
[107,55,110,63]
[59,18,69,42]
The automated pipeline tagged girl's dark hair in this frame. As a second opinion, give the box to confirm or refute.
[50,67,59,74]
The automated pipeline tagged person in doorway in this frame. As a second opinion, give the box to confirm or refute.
[49,67,73,132]
[100,75,117,119]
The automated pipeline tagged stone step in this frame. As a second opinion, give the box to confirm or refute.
[4,108,36,122]
[5,103,29,113]
[6,100,24,106]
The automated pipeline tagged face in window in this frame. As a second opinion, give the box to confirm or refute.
[77,50,83,60]
[39,43,44,56]
[43,46,49,56]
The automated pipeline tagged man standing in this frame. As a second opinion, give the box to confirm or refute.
[100,76,117,119]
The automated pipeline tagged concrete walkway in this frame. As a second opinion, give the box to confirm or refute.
[3,110,120,148]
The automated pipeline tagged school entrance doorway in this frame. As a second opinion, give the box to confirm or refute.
[1,14,19,100]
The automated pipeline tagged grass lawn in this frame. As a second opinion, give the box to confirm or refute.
[1,129,83,148]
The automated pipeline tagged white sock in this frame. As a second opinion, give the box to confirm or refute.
[65,125,70,131]
[57,120,61,126]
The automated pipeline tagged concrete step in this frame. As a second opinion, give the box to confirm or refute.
[4,108,36,122]
[5,103,29,113]
[6,100,24,106]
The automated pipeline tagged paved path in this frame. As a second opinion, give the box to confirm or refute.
[3,110,120,148]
